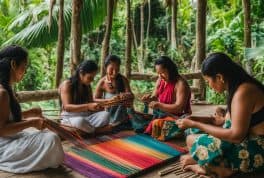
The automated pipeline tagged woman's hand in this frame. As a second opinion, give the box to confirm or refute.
[30,117,46,130]
[23,107,43,119]
[141,94,151,101]
[88,103,103,111]
[175,117,194,129]
[149,101,160,109]
[141,94,156,103]
[30,107,43,117]
[111,95,121,101]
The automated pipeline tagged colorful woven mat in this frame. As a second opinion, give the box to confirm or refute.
[64,134,187,178]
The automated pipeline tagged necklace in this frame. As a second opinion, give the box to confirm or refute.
[106,75,114,89]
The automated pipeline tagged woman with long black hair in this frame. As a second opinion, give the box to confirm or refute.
[176,52,264,177]
[0,45,64,173]
[94,55,133,126]
[143,56,192,141]
[59,60,110,133]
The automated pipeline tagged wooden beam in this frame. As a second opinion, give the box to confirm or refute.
[130,72,202,81]
[16,72,203,103]
[17,89,59,103]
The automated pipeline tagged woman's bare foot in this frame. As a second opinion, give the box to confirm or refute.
[183,164,206,175]
[180,154,197,168]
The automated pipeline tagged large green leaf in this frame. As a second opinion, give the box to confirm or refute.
[3,0,107,48]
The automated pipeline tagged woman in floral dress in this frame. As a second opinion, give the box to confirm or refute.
[176,52,264,177]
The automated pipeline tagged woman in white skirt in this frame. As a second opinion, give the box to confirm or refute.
[0,45,64,173]
[59,60,111,133]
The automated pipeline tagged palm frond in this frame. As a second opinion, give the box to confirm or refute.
[3,0,107,48]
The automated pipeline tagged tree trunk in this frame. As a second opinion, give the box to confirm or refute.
[145,0,151,59]
[138,2,145,73]
[167,22,170,42]
[125,0,132,78]
[242,0,252,74]
[194,0,207,100]
[70,0,82,74]
[132,19,138,50]
[55,0,65,87]
[100,0,115,77]
[165,8,170,42]
[171,0,177,49]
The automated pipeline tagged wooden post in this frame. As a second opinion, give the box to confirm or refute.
[138,2,145,72]
[100,0,115,77]
[125,0,132,79]
[194,0,207,100]
[171,0,177,49]
[242,0,252,74]
[70,0,82,74]
[55,0,65,87]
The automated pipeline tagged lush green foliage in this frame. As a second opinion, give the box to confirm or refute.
[0,0,263,110]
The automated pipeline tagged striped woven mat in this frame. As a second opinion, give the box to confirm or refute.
[64,134,187,178]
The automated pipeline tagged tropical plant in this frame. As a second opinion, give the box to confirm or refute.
[3,0,107,48]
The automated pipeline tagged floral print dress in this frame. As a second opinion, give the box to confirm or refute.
[190,119,264,173]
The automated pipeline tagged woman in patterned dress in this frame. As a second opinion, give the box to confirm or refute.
[176,52,264,177]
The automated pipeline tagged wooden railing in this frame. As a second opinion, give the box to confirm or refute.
[16,72,205,103]
[130,72,203,81]
[17,89,59,103]
[130,72,204,96]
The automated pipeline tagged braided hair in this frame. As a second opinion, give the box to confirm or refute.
[0,45,28,122]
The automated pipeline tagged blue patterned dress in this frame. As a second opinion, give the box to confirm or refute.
[190,118,264,173]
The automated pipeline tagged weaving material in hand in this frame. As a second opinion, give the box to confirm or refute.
[64,134,187,178]
[100,92,134,108]
[44,118,88,148]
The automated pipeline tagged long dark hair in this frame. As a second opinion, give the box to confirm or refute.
[105,54,125,93]
[69,60,98,104]
[202,52,264,112]
[0,45,28,122]
[155,56,180,82]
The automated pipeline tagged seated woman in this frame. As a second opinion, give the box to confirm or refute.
[59,60,110,133]
[94,55,133,127]
[176,52,264,177]
[0,45,64,173]
[143,56,192,141]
